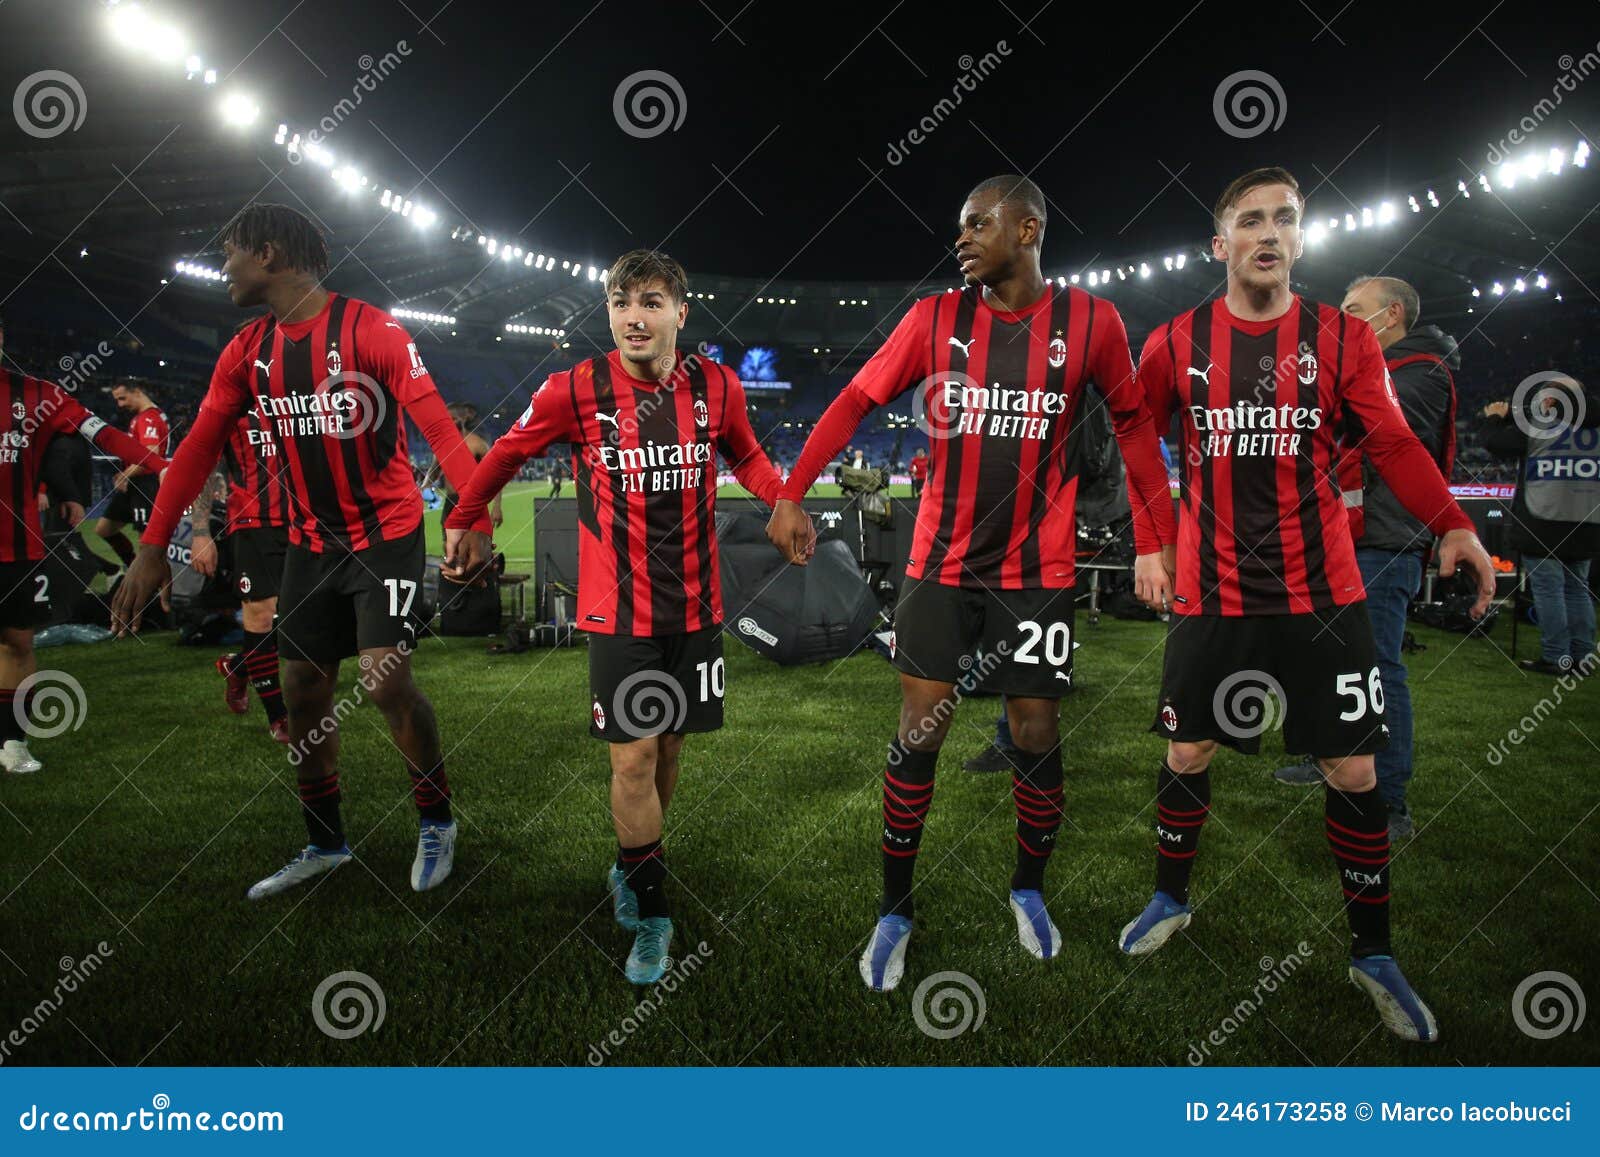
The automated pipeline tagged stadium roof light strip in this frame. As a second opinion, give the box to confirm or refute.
[1033,138,1590,298]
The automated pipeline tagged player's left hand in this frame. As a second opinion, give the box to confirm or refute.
[1134,550,1174,612]
[490,502,504,529]
[190,534,218,577]
[56,501,85,527]
[1436,527,1496,618]
[113,469,131,492]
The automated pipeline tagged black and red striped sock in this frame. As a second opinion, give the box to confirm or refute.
[620,839,668,918]
[881,740,938,919]
[241,630,285,724]
[0,689,21,743]
[409,762,453,824]
[298,772,345,851]
[1155,763,1210,905]
[1325,785,1391,957]
[1010,744,1064,891]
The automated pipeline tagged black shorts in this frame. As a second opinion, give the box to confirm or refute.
[229,526,289,602]
[103,477,160,528]
[587,627,724,741]
[0,559,53,631]
[276,528,425,663]
[1152,602,1389,758]
[891,576,1076,698]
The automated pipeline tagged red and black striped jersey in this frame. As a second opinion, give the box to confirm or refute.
[222,410,289,532]
[1139,295,1474,616]
[780,285,1175,589]
[129,406,169,454]
[446,348,783,636]
[141,293,487,553]
[1,370,167,563]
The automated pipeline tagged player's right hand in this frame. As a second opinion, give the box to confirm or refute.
[110,544,170,636]
[190,534,218,577]
[444,527,493,586]
[1134,550,1173,612]
[766,499,812,566]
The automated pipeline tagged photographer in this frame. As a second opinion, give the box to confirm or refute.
[1479,374,1600,675]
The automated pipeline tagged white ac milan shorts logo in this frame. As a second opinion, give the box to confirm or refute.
[1160,703,1178,732]
[237,574,252,595]
[592,698,606,730]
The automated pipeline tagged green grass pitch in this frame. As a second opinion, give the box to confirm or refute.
[2,484,1595,1066]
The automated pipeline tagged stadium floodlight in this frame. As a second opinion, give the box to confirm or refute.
[1305,221,1328,246]
[535,253,545,265]
[203,69,216,85]
[1360,206,1374,227]
[561,260,570,270]
[1163,256,1173,271]
[477,234,487,246]
[1495,162,1516,190]
[1491,282,1504,295]
[1175,253,1185,269]
[400,199,412,216]
[524,253,534,266]
[1477,172,1492,192]
[147,21,187,63]
[1406,196,1420,214]
[1345,212,1357,231]
[1471,287,1480,297]
[219,92,260,127]
[1100,269,1109,282]
[274,123,287,145]
[1087,272,1097,287]
[302,139,334,167]
[1378,202,1397,224]
[1575,140,1590,167]
[413,207,437,228]
[1513,278,1526,293]
[108,3,151,50]
[487,239,497,255]
[184,54,202,74]
[513,247,523,257]
[1069,274,1080,284]
[1138,262,1150,278]
[501,245,514,262]
[1536,274,1548,289]
[1521,154,1543,180]
[1426,188,1439,206]
[1547,148,1565,174]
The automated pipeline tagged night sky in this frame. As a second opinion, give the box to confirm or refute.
[4,0,1598,288]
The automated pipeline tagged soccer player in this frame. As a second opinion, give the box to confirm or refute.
[110,203,491,898]
[908,446,928,497]
[1120,168,1496,1042]
[93,380,168,568]
[1,360,168,773]
[187,407,292,744]
[444,249,786,985]
[767,176,1178,991]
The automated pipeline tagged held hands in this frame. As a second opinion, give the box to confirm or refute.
[443,527,494,586]
[110,544,171,635]
[1134,546,1177,612]
[1436,528,1497,618]
[112,468,133,492]
[1482,400,1510,420]
[765,499,817,565]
